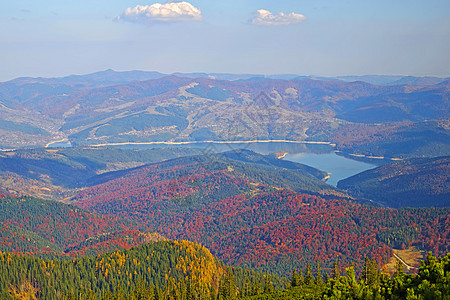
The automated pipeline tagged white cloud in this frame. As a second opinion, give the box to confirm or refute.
[118,1,202,23]
[252,9,306,26]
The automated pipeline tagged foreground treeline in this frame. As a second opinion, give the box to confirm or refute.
[252,252,450,299]
[1,185,449,277]
[0,240,285,300]
[1,240,449,300]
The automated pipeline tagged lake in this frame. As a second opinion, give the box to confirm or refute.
[109,141,378,187]
[285,152,376,186]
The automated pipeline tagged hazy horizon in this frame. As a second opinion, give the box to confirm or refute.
[2,68,449,83]
[1,0,449,81]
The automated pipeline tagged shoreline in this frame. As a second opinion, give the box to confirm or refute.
[88,139,334,147]
[43,139,404,161]
[45,138,70,148]
[335,150,403,161]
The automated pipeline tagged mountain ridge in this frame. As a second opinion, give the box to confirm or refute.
[4,70,448,86]
[337,156,450,208]
[0,70,448,159]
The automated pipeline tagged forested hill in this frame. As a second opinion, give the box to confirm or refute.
[73,150,450,276]
[85,149,333,193]
[0,240,226,299]
[0,146,200,200]
[338,156,450,208]
[0,196,163,256]
[1,240,449,300]
[0,148,448,276]
[1,71,448,159]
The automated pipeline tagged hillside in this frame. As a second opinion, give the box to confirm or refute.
[337,156,450,208]
[0,71,448,159]
[0,147,329,201]
[0,240,225,299]
[331,119,450,159]
[0,195,163,256]
[72,151,450,276]
[1,241,449,299]
[0,146,200,200]
[74,149,334,200]
[0,147,448,276]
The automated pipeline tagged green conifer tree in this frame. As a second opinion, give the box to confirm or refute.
[251,278,261,296]
[315,261,323,286]
[332,261,341,279]
[264,274,274,294]
[291,270,301,287]
[324,272,330,284]
[304,263,314,285]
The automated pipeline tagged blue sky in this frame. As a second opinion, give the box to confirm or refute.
[1,0,449,81]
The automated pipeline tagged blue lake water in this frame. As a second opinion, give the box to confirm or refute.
[111,141,378,187]
[47,140,377,186]
[285,152,376,186]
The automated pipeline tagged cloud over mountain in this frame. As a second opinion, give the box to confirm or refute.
[118,1,202,23]
[252,9,306,26]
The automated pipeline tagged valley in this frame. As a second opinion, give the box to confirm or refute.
[0,71,448,299]
[0,146,448,276]
[1,71,448,160]
[2,0,450,296]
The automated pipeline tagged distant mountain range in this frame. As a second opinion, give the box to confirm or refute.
[0,70,448,159]
[6,69,449,86]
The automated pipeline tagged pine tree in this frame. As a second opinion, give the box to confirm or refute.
[219,267,236,300]
[291,270,302,287]
[227,268,237,300]
[242,278,251,297]
[362,256,371,284]
[186,279,194,300]
[368,259,379,286]
[154,284,162,300]
[179,279,187,300]
[324,272,330,284]
[113,282,125,300]
[315,261,323,286]
[361,257,379,286]
[145,284,155,300]
[298,268,304,285]
[332,262,341,279]
[264,274,274,294]
[104,290,113,300]
[166,277,179,300]
[304,263,314,285]
[209,284,217,300]
[251,279,261,296]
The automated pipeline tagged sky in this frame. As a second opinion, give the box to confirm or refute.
[1,0,449,81]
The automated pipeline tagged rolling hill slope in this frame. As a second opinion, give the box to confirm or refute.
[72,150,450,275]
[0,195,162,256]
[0,146,200,200]
[0,240,225,299]
[337,156,450,208]
[0,71,448,159]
